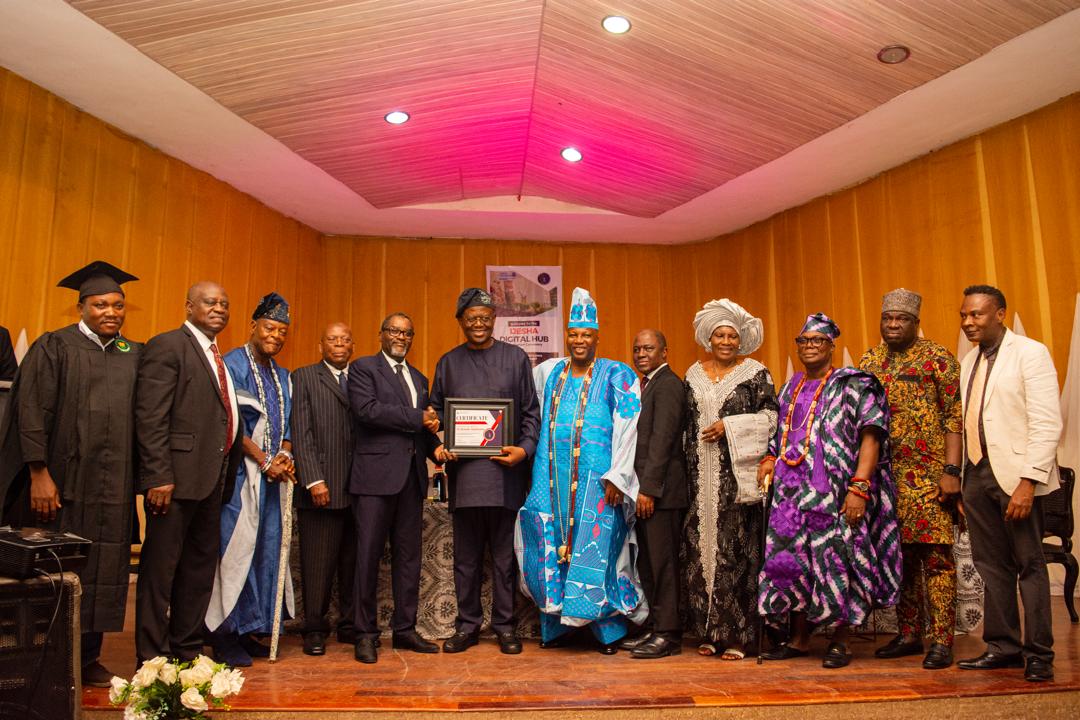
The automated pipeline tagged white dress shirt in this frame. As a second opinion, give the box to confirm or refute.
[78,320,115,351]
[382,351,418,408]
[184,320,239,433]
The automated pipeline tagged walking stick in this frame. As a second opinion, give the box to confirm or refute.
[269,479,294,663]
[756,471,773,665]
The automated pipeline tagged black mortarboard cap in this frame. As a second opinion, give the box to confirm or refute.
[57,260,138,300]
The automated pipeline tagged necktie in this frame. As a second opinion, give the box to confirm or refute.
[395,364,414,407]
[964,354,988,465]
[338,371,348,394]
[640,374,650,392]
[210,343,234,453]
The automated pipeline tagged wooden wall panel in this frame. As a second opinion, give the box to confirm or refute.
[0,67,322,369]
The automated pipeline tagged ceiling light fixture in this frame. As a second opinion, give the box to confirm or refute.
[876,44,910,64]
[384,110,410,124]
[602,16,631,34]
[561,147,583,163]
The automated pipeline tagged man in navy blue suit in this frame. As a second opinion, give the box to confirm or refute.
[347,312,441,663]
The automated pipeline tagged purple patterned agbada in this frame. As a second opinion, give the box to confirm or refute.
[757,367,901,628]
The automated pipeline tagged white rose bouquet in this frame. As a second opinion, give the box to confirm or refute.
[109,655,245,719]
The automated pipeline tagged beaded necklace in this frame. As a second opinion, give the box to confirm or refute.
[244,344,286,463]
[778,367,832,467]
[547,360,595,564]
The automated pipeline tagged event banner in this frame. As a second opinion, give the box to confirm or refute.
[485,265,563,366]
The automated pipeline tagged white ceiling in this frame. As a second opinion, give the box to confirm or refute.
[2,1,1080,244]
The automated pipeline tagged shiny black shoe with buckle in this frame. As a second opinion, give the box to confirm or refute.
[619,633,653,651]
[303,632,326,656]
[442,631,479,654]
[874,635,923,659]
[922,643,953,670]
[1025,657,1054,682]
[822,641,852,669]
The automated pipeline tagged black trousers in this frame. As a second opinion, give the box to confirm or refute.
[135,489,222,663]
[635,508,683,638]
[452,506,517,635]
[963,458,1054,662]
[352,473,423,636]
[298,506,356,635]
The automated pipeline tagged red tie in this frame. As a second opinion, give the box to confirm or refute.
[640,375,650,392]
[210,343,234,453]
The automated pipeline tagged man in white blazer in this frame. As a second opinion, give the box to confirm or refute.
[956,285,1061,683]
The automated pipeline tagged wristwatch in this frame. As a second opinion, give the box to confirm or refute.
[943,464,961,477]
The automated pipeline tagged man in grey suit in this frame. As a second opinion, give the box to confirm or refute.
[622,329,688,658]
[135,281,243,664]
[291,322,358,656]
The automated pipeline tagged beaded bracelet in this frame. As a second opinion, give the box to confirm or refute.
[259,454,275,473]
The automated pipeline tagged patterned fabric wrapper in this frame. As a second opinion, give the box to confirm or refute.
[800,312,840,340]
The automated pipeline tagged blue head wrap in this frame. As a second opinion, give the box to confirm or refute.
[253,292,290,325]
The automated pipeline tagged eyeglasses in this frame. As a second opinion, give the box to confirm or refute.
[794,336,831,348]
[461,315,495,327]
[382,327,415,339]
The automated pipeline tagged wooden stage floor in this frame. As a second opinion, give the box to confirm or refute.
[83,597,1079,718]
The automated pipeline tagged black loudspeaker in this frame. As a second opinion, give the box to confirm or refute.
[0,573,80,720]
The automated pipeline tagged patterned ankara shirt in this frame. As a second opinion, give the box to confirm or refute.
[859,338,962,545]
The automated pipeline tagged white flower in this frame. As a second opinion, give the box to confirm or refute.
[158,662,178,685]
[108,676,128,704]
[179,662,214,688]
[122,706,146,720]
[210,668,245,698]
[180,686,209,712]
[193,654,218,672]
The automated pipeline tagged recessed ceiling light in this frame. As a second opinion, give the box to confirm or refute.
[602,16,631,34]
[384,110,410,124]
[561,147,583,163]
[877,44,910,64]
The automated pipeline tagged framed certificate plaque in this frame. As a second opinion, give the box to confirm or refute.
[444,398,515,457]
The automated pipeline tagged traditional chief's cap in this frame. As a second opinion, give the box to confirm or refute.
[455,287,495,318]
[57,260,138,300]
[882,287,921,318]
[800,312,840,340]
[568,287,599,329]
[693,298,763,355]
[252,292,290,324]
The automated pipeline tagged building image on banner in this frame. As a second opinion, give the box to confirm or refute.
[486,266,563,366]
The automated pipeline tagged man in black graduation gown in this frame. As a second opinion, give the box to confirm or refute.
[0,261,140,687]
[430,288,541,655]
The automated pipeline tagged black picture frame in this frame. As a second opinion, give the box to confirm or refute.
[444,397,516,457]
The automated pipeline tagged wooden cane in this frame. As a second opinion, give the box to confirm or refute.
[269,479,294,663]
[756,471,773,665]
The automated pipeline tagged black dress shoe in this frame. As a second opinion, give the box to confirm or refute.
[630,635,682,659]
[239,634,271,658]
[874,635,923,659]
[957,651,1024,670]
[496,631,523,655]
[354,637,378,664]
[760,643,809,661]
[538,635,572,649]
[392,630,439,654]
[597,641,619,655]
[82,661,115,688]
[922,643,953,670]
[822,642,852,669]
[442,631,479,654]
[619,633,653,651]
[1025,657,1054,682]
[303,632,326,656]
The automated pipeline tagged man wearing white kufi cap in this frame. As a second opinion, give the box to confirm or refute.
[516,288,647,652]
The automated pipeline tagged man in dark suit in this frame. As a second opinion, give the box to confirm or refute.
[291,322,358,656]
[348,312,441,663]
[134,281,243,664]
[623,329,688,658]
